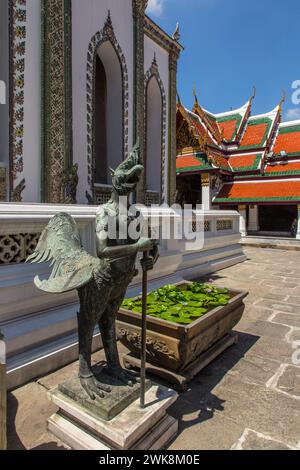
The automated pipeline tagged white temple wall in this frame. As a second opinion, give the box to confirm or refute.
[0,0,9,192]
[72,0,134,203]
[144,36,170,202]
[22,0,41,203]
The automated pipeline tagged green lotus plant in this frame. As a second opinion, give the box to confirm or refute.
[121,282,230,325]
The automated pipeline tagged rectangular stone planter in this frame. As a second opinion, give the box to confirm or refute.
[117,282,247,375]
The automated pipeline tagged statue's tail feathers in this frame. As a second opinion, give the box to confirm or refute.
[27,248,51,264]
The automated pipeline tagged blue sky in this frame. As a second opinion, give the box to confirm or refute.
[146,0,300,121]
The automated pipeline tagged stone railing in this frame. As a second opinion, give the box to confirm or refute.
[94,184,112,205]
[185,209,240,239]
[145,191,160,207]
[0,203,244,390]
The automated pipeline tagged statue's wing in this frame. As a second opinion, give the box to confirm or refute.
[27,213,102,293]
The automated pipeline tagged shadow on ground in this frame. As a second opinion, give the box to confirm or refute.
[7,394,66,450]
[167,331,259,436]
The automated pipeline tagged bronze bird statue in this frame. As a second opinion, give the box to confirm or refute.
[27,142,158,399]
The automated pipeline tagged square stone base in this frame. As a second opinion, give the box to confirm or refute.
[48,384,178,450]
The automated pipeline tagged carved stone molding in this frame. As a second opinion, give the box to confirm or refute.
[144,16,182,56]
[9,0,27,198]
[201,173,210,187]
[144,56,167,202]
[0,232,40,264]
[0,166,7,202]
[118,328,176,362]
[168,46,181,205]
[132,1,146,203]
[42,0,73,203]
[132,0,148,16]
[86,11,129,195]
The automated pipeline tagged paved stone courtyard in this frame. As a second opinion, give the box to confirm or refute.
[6,247,300,450]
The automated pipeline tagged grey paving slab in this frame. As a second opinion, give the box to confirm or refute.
[6,247,300,450]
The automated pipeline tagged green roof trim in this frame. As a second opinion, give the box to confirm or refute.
[176,153,212,174]
[231,154,262,172]
[278,125,300,134]
[239,117,273,150]
[176,166,210,174]
[214,196,300,203]
[216,113,242,123]
[216,113,243,142]
[264,169,300,177]
[234,169,300,179]
[284,152,300,157]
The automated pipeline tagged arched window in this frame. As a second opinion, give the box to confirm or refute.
[146,76,163,197]
[95,41,123,186]
[94,56,107,184]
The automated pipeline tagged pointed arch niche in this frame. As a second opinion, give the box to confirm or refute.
[144,59,166,205]
[86,13,129,202]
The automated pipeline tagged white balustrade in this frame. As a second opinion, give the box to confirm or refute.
[0,203,245,389]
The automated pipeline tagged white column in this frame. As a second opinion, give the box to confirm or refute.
[201,173,211,210]
[0,332,6,450]
[248,205,259,232]
[296,205,300,240]
[238,205,247,237]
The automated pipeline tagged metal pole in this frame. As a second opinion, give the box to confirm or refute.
[140,251,148,409]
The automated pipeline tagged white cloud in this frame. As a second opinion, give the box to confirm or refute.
[146,0,165,16]
[284,108,300,121]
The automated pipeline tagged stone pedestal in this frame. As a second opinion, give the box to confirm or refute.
[238,205,247,237]
[48,383,178,450]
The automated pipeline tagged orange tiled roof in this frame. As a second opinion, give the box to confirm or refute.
[214,180,300,202]
[218,119,239,141]
[273,128,300,156]
[176,153,211,174]
[176,155,204,169]
[240,122,269,148]
[265,161,300,174]
[228,153,262,172]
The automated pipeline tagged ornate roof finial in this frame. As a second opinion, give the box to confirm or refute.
[176,90,182,106]
[279,90,286,113]
[250,85,256,103]
[106,10,112,29]
[172,22,181,42]
[193,84,199,106]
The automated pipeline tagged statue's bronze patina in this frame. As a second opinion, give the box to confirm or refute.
[28,143,158,400]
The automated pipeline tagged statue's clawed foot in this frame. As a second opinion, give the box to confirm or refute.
[80,376,112,400]
[103,366,140,387]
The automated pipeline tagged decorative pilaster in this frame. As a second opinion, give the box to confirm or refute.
[0,165,7,202]
[41,0,73,203]
[248,205,259,232]
[132,0,147,203]
[201,173,211,210]
[296,205,300,240]
[168,45,180,205]
[238,204,247,237]
[9,0,27,200]
[144,56,167,203]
